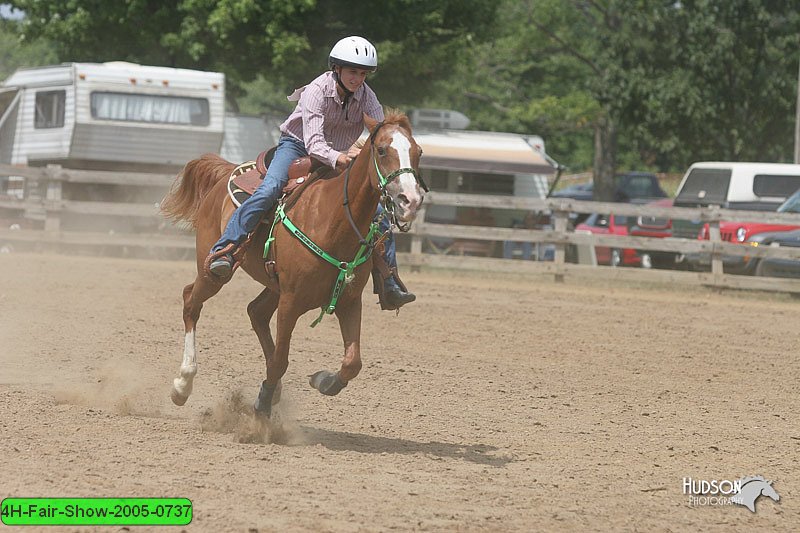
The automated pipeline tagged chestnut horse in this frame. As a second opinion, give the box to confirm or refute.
[160,111,424,417]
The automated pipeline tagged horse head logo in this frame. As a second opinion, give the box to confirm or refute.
[730,476,780,513]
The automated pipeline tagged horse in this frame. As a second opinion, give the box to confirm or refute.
[160,110,425,418]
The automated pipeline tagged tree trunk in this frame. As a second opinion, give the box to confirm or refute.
[592,115,617,201]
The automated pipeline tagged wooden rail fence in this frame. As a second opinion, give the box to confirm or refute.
[3,164,800,294]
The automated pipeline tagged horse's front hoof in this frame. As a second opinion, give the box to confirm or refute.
[170,388,189,406]
[309,371,347,396]
[253,380,279,418]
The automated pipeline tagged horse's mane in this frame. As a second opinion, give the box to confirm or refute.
[381,108,412,135]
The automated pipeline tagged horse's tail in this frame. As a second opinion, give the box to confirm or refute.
[161,153,235,228]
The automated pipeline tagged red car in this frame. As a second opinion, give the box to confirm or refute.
[697,189,800,274]
[629,198,675,269]
[576,213,639,266]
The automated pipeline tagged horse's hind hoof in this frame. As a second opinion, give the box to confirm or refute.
[170,388,189,406]
[309,371,347,396]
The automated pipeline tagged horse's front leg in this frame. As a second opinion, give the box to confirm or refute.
[309,296,362,396]
[253,300,300,418]
[248,288,283,412]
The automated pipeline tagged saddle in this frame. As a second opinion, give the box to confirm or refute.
[227,148,330,207]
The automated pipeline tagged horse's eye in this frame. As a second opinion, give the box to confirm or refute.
[377,147,387,157]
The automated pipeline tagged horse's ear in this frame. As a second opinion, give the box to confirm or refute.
[364,113,379,132]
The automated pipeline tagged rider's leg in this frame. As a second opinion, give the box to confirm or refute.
[209,136,307,275]
[373,204,416,309]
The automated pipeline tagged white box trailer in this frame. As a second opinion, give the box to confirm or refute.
[413,129,556,224]
[0,61,225,176]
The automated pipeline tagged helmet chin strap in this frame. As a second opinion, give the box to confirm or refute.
[332,69,353,120]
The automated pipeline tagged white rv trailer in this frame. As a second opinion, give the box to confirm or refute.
[0,61,225,177]
[411,129,555,225]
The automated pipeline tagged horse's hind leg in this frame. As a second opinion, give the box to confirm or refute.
[310,298,362,396]
[171,276,223,406]
[247,288,282,412]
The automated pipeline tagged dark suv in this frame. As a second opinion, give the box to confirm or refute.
[550,172,668,202]
[551,171,668,226]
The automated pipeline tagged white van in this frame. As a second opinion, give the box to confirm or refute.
[672,162,800,240]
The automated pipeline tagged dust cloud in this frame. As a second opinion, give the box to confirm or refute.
[199,388,306,445]
[53,359,162,418]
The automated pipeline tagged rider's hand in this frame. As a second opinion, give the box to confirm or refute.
[347,146,361,159]
[335,153,351,171]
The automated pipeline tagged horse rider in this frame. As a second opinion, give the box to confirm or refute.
[208,36,416,310]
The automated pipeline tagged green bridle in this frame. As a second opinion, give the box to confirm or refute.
[373,157,427,192]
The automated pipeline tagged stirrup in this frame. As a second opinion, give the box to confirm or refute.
[205,243,241,282]
[209,254,233,277]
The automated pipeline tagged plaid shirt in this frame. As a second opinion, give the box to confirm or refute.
[280,71,385,168]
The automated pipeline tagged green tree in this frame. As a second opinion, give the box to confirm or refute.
[523,0,647,199]
[534,0,800,180]
[0,19,57,80]
[7,0,498,110]
[428,0,800,197]
[422,1,605,180]
[618,0,800,165]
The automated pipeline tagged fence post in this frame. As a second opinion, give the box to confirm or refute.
[707,205,723,286]
[44,164,63,232]
[552,208,568,283]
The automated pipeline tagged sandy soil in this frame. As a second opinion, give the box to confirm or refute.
[1,252,799,532]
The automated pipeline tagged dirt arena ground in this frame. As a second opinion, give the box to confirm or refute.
[1,252,798,532]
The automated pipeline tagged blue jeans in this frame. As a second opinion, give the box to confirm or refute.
[214,136,400,291]
[376,203,400,291]
[213,135,308,252]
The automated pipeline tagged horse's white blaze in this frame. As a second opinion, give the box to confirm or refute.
[173,329,197,398]
[390,131,423,219]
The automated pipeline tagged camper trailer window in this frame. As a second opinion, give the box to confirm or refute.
[34,90,66,129]
[90,92,210,126]
[459,171,515,196]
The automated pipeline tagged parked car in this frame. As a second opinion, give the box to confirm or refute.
[694,188,800,274]
[552,172,667,226]
[576,213,639,266]
[752,229,800,278]
[628,198,675,269]
[550,182,594,201]
[550,171,668,202]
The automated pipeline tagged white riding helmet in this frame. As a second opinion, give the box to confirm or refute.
[328,36,378,72]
